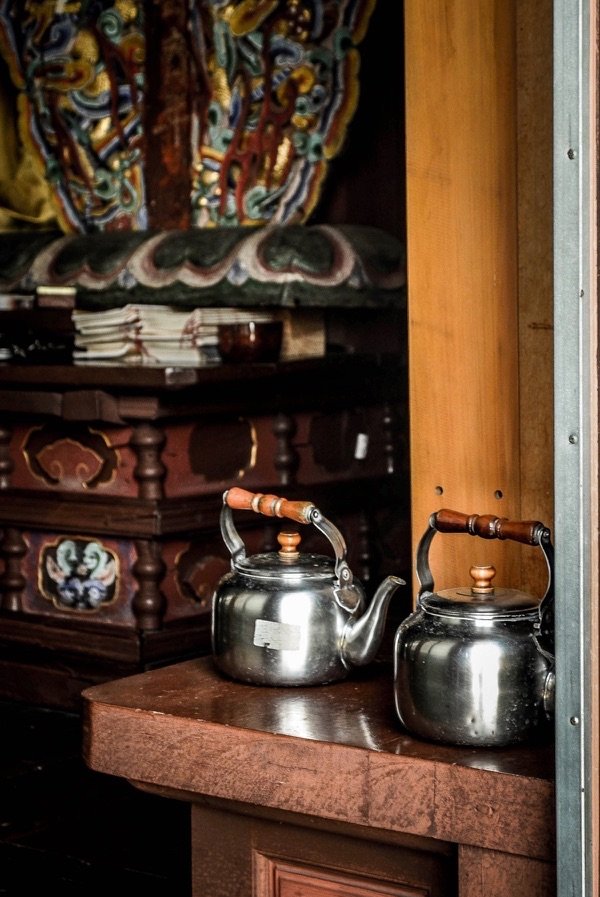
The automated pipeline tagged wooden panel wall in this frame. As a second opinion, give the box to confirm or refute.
[405,0,522,591]
[515,0,554,596]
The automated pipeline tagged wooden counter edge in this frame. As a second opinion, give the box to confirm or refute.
[83,698,555,862]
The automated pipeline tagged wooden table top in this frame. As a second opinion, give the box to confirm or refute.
[82,656,555,862]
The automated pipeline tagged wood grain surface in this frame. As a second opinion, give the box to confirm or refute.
[82,657,554,863]
[404,0,522,593]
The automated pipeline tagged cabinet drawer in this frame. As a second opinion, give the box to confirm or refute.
[191,801,456,897]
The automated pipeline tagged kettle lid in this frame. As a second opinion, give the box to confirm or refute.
[421,565,540,617]
[234,530,336,581]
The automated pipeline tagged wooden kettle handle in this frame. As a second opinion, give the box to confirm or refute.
[225,487,315,525]
[433,508,548,545]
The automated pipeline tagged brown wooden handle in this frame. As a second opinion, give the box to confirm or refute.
[225,487,314,524]
[434,508,547,545]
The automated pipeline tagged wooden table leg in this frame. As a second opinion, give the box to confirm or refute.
[458,844,556,897]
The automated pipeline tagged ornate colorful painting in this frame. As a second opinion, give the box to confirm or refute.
[0,0,147,232]
[0,0,375,232]
[188,0,376,227]
[40,536,118,611]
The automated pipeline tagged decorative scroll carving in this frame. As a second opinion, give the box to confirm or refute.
[23,425,118,489]
[0,225,406,311]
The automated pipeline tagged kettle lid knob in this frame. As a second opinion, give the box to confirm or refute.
[469,564,496,596]
[278,530,302,561]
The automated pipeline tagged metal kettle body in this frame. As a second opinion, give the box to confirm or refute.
[393,509,555,747]
[212,487,404,687]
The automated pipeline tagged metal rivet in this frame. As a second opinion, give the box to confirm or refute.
[567,148,576,159]
[570,716,580,726]
[569,433,579,444]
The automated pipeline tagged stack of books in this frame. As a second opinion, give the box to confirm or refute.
[72,305,277,365]
[0,288,327,366]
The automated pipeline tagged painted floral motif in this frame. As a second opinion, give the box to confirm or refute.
[189,0,376,227]
[42,536,118,611]
[0,0,146,232]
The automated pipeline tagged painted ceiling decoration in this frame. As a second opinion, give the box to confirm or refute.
[0,0,376,233]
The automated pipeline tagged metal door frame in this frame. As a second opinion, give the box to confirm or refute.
[553,1,599,894]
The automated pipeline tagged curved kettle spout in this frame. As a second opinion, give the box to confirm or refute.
[341,575,405,669]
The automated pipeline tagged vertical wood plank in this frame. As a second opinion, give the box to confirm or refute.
[404,0,521,590]
[516,0,554,597]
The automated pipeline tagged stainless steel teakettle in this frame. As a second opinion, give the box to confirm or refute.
[212,487,405,686]
[393,509,555,747]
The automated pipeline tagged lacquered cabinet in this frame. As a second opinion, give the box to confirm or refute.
[0,354,410,708]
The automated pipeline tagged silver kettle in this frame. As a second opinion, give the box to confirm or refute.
[393,509,555,747]
[212,487,405,686]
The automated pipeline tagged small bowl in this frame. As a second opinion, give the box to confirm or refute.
[217,321,283,363]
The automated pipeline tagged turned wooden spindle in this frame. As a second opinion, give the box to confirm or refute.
[0,527,27,611]
[132,539,167,630]
[273,412,299,487]
[131,423,167,501]
[0,425,13,489]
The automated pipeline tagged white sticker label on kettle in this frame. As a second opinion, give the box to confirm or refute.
[254,619,301,651]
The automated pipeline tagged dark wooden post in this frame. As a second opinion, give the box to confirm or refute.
[0,527,27,611]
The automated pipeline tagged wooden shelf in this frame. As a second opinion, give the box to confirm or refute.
[83,656,556,896]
